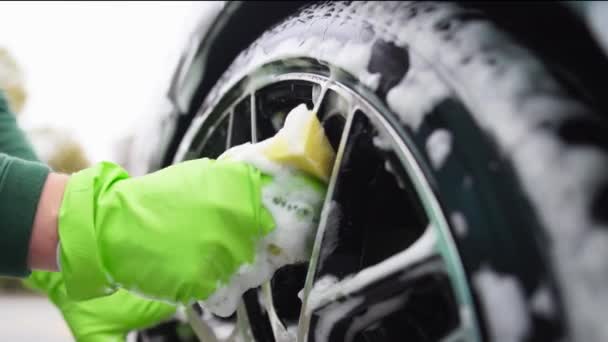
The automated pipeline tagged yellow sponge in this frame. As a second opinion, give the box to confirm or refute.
[263,104,336,183]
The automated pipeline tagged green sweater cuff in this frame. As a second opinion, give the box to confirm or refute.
[0,155,50,277]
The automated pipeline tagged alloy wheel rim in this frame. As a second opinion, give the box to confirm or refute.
[173,59,483,342]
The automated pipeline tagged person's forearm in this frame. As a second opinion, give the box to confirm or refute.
[0,154,50,276]
[0,91,60,276]
[28,173,69,271]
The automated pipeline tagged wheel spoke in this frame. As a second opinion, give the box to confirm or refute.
[250,92,257,143]
[307,256,450,342]
[226,109,234,148]
[306,226,439,312]
[235,301,255,342]
[312,80,331,114]
[186,305,219,342]
[173,113,205,162]
[262,282,291,339]
[440,302,478,342]
[186,305,241,342]
[253,84,290,341]
[296,107,359,340]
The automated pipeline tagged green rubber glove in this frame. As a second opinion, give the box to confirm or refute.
[58,158,324,307]
[23,271,176,342]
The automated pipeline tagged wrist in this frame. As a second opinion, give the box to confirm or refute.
[58,162,126,300]
[28,173,69,271]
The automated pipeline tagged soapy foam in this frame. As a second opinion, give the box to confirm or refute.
[530,284,555,319]
[425,128,452,169]
[201,165,324,316]
[474,266,530,342]
[314,297,364,342]
[450,211,468,238]
[387,52,453,131]
[201,107,325,317]
[307,226,436,313]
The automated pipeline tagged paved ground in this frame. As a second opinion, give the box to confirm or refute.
[0,294,72,341]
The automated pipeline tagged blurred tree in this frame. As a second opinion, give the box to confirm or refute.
[26,127,90,174]
[0,47,26,115]
[0,46,90,174]
[0,47,90,292]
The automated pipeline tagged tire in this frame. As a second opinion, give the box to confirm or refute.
[173,2,608,341]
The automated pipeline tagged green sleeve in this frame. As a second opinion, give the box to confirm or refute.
[0,90,50,277]
[0,90,41,162]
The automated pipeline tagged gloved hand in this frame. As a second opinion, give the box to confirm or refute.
[59,159,277,305]
[23,271,176,342]
[202,104,333,315]
[58,104,332,317]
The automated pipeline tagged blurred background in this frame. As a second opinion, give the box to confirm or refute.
[0,2,213,340]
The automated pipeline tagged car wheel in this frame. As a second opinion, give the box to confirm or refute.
[160,2,608,341]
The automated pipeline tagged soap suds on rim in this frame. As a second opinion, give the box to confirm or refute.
[474,266,530,342]
[425,128,452,169]
[386,52,452,131]
[307,227,437,313]
[450,211,468,237]
[201,106,326,317]
[530,284,555,319]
